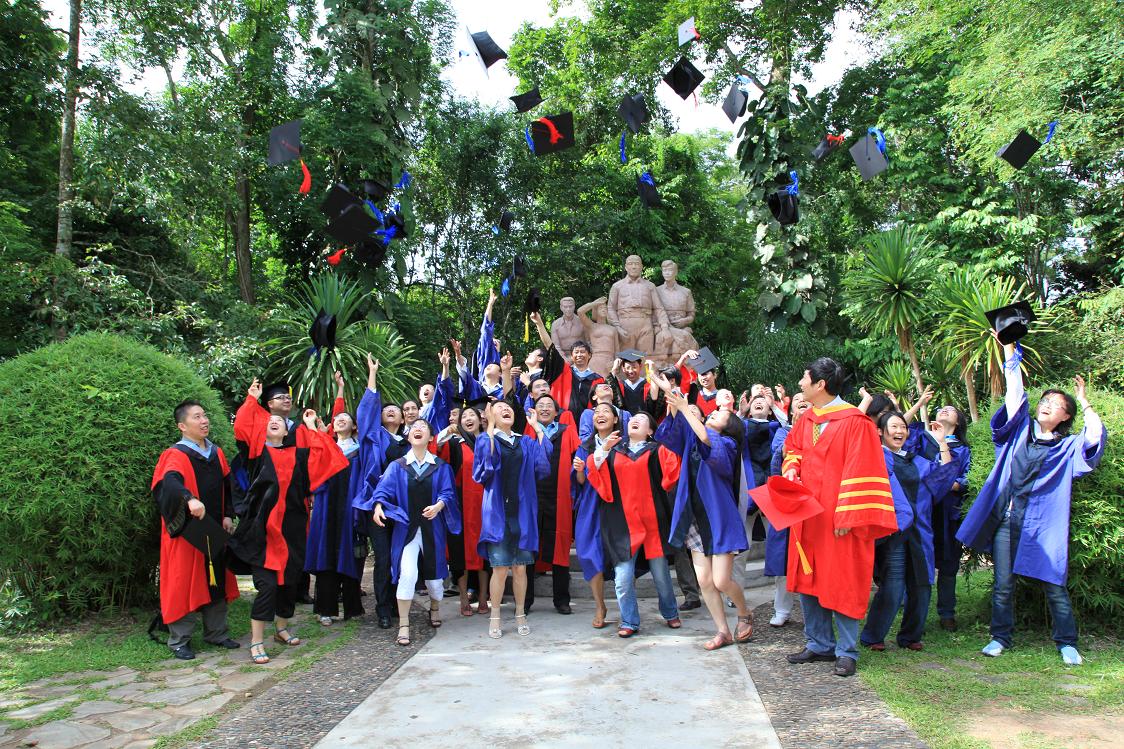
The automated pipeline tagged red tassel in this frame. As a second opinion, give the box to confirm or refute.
[692,92,699,110]
[299,159,311,194]
[826,134,845,146]
[535,117,564,144]
[327,248,346,266]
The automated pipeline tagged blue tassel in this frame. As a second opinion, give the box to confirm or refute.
[1045,120,1059,143]
[619,131,627,164]
[785,171,799,196]
[394,171,412,191]
[868,127,886,155]
[501,276,511,297]
[1005,341,1024,372]
[375,225,398,247]
[364,200,385,226]
[458,50,471,58]
[639,171,655,186]
[525,126,535,153]
[491,225,500,235]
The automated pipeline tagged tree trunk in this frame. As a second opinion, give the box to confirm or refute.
[55,0,81,261]
[964,368,979,423]
[902,328,925,396]
[233,173,254,303]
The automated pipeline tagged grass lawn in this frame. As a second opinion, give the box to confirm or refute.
[859,576,1124,749]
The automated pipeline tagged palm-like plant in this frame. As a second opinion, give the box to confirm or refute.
[266,274,420,412]
[843,226,939,396]
[918,344,964,413]
[873,358,915,410]
[935,267,1052,422]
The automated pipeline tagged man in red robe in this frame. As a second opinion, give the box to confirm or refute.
[781,357,896,677]
[151,400,241,660]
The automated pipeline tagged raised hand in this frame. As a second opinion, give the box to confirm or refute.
[500,352,513,372]
[449,338,463,358]
[653,371,673,393]
[929,420,948,440]
[248,378,262,400]
[1074,374,1087,403]
[333,370,345,389]
[602,430,622,452]
[438,347,451,368]
[488,287,497,306]
[775,384,786,400]
[611,358,622,375]
[302,409,318,430]
[316,416,328,433]
[572,456,586,473]
[367,354,379,374]
[859,386,871,400]
[918,385,934,406]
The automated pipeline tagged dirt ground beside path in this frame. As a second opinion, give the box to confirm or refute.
[966,708,1124,749]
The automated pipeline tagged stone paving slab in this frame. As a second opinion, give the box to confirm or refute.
[737,602,928,749]
[20,719,111,749]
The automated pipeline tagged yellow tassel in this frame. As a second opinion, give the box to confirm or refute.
[795,536,812,575]
[524,315,530,343]
[207,537,217,587]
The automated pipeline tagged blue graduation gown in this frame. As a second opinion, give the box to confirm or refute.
[905,423,971,575]
[957,398,1106,586]
[351,388,409,511]
[578,407,631,443]
[369,458,461,583]
[883,447,960,585]
[306,388,382,578]
[419,374,453,432]
[762,425,791,577]
[655,412,748,555]
[473,315,501,377]
[472,433,552,559]
[571,442,606,582]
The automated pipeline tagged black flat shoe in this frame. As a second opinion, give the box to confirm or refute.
[786,648,835,664]
[680,599,701,611]
[171,645,195,661]
[296,594,315,605]
[834,656,857,677]
[940,617,958,632]
[555,604,573,615]
[378,616,392,629]
[213,639,241,649]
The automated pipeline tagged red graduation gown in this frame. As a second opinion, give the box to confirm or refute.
[782,403,897,619]
[440,436,486,571]
[587,443,680,564]
[527,413,580,570]
[151,447,239,623]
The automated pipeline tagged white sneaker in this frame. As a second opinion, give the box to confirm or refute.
[981,640,1004,657]
[769,612,789,627]
[1060,646,1083,666]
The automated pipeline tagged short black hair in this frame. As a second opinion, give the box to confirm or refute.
[174,399,204,425]
[660,366,682,385]
[570,340,592,355]
[867,393,895,421]
[1039,389,1078,437]
[876,410,907,432]
[806,357,846,396]
[714,409,744,444]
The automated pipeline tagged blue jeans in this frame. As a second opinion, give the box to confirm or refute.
[614,552,679,630]
[860,538,931,647]
[801,593,859,660]
[990,514,1078,649]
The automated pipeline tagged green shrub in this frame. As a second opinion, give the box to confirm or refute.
[963,385,1123,631]
[0,332,234,623]
[721,326,835,393]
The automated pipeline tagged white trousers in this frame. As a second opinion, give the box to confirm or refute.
[773,576,793,618]
[396,529,445,601]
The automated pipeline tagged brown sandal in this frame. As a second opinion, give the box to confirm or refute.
[592,606,608,629]
[429,603,442,628]
[460,601,474,617]
[704,632,734,651]
[735,614,754,643]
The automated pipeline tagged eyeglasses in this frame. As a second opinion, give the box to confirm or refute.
[269,395,292,403]
[1038,397,1068,412]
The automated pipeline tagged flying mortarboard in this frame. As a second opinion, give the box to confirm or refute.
[663,57,705,99]
[268,119,311,194]
[849,129,889,181]
[527,112,574,156]
[677,17,700,46]
[686,346,720,375]
[721,83,748,123]
[812,134,845,161]
[320,183,361,219]
[746,476,824,530]
[524,287,542,315]
[985,301,1036,345]
[361,179,390,202]
[350,239,388,268]
[637,171,660,208]
[766,191,799,226]
[997,122,1058,170]
[513,255,528,278]
[325,205,381,245]
[468,29,508,71]
[616,349,645,363]
[617,94,650,134]
[309,309,337,354]
[495,210,515,233]
[260,381,292,405]
[381,210,408,242]
[510,88,544,113]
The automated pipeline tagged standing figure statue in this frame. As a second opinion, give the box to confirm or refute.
[577,297,619,377]
[606,255,670,356]
[654,259,699,363]
[550,297,585,360]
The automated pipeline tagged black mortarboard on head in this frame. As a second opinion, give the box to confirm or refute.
[260,381,291,405]
[325,205,381,245]
[510,88,544,113]
[309,309,337,353]
[985,301,1037,345]
[462,394,491,411]
[470,30,508,69]
[997,130,1042,170]
[663,57,704,99]
[320,183,361,219]
[617,94,649,134]
[361,179,390,202]
[528,112,574,156]
[721,83,748,123]
[616,349,645,363]
[849,129,889,181]
[637,172,660,208]
[267,119,302,165]
[812,134,845,161]
[687,346,720,376]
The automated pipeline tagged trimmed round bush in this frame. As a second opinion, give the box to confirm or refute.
[0,332,235,623]
[963,384,1123,631]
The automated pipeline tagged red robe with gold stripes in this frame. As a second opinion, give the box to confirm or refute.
[781,403,896,619]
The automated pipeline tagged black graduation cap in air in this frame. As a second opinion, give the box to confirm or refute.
[325,205,381,245]
[849,134,889,181]
[309,309,337,352]
[350,239,388,268]
[497,210,515,232]
[766,191,799,226]
[510,88,544,113]
[267,119,302,165]
[524,287,542,314]
[663,57,704,99]
[616,349,645,363]
[361,179,390,202]
[529,112,574,156]
[320,183,361,219]
[985,301,1037,345]
[513,255,528,278]
[637,172,661,208]
[812,135,844,161]
[470,30,508,69]
[721,83,748,123]
[617,94,649,134]
[260,381,291,405]
[686,346,720,376]
[384,210,408,239]
[997,130,1042,170]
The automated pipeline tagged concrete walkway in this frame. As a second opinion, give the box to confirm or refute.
[316,591,780,749]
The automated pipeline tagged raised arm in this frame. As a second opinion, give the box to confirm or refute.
[903,385,933,424]
[1002,342,1025,420]
[530,310,553,352]
[474,290,501,375]
[1074,375,1104,450]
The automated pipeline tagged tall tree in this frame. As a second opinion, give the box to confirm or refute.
[55,0,82,267]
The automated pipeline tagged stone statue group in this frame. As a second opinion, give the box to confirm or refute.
[549,256,698,376]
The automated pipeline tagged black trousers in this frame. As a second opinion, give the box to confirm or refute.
[525,564,571,611]
[251,567,297,622]
[313,570,364,619]
[369,518,395,618]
